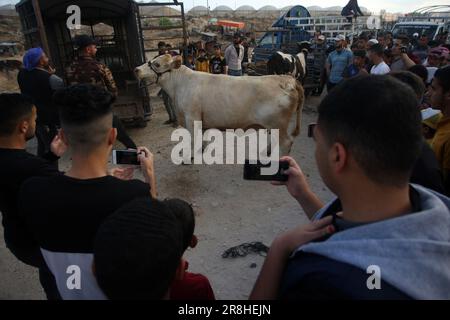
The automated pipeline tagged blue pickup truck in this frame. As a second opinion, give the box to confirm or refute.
[252,5,313,76]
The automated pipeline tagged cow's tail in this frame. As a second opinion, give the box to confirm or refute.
[292,80,304,137]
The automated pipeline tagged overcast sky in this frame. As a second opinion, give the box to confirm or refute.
[1,0,449,14]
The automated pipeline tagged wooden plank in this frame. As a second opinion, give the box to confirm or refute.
[31,0,51,59]
[141,25,184,31]
[140,15,182,19]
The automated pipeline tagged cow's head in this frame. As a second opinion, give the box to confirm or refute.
[135,54,183,87]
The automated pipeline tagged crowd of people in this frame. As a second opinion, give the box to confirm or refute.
[181,33,250,77]
[0,30,450,300]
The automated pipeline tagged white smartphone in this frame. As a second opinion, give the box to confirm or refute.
[112,150,140,166]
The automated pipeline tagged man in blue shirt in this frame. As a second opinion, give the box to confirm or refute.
[326,35,353,92]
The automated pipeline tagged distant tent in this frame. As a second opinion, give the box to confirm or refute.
[341,0,364,17]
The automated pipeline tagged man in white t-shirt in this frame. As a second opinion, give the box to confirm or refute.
[369,44,391,75]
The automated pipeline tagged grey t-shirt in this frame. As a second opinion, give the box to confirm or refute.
[390,57,406,72]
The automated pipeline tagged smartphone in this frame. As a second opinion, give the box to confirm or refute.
[112,150,140,166]
[244,160,290,182]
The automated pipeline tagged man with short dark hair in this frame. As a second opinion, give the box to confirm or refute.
[325,34,353,92]
[391,36,417,71]
[251,76,450,300]
[19,84,157,299]
[428,66,450,194]
[369,44,391,75]
[224,33,244,76]
[94,197,184,300]
[0,93,66,299]
[390,71,445,194]
[412,34,430,64]
[94,197,215,300]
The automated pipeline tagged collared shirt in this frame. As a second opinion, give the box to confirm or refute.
[327,49,353,84]
[224,44,244,71]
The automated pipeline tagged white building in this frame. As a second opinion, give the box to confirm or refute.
[236,5,256,17]
[256,5,280,18]
[188,5,209,17]
[212,5,234,18]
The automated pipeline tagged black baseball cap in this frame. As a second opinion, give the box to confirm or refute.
[74,35,98,49]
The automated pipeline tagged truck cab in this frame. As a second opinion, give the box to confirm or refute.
[392,21,450,40]
[252,5,312,76]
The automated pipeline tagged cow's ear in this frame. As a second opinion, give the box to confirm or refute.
[171,55,183,69]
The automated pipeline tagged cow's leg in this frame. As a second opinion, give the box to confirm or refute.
[184,113,202,164]
[279,127,294,156]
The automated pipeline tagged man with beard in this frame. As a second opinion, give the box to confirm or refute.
[224,33,245,76]
[17,48,64,158]
[0,93,66,299]
[325,35,353,92]
[66,35,137,148]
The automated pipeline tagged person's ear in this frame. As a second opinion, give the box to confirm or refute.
[108,128,117,146]
[19,119,29,135]
[329,142,347,174]
[171,56,183,69]
[59,128,69,145]
[190,235,198,249]
[174,259,187,281]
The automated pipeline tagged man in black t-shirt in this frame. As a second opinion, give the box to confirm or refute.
[0,93,67,299]
[19,84,157,299]
[209,45,227,75]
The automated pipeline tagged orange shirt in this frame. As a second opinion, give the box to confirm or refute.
[432,116,450,171]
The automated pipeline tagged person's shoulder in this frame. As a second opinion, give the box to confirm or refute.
[20,174,58,194]
[281,252,412,300]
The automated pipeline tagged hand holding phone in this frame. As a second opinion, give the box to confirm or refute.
[112,149,140,166]
[244,160,289,182]
[271,157,310,199]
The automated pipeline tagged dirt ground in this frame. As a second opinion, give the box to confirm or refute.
[0,92,334,300]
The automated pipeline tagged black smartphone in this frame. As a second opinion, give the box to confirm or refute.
[244,160,290,182]
[112,150,140,166]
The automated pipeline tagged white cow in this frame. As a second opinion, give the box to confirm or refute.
[135,54,304,155]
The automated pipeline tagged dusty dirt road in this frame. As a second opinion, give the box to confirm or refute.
[0,94,334,300]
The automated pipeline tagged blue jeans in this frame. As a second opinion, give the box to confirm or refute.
[228,69,243,76]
